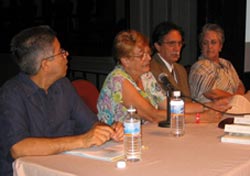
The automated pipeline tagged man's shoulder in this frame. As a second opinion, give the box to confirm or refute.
[55,77,71,85]
[150,54,164,72]
[0,74,22,94]
[174,62,185,68]
[174,63,187,73]
[53,77,73,92]
[151,54,161,63]
[0,74,28,105]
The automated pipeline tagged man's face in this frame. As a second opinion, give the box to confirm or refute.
[43,38,69,80]
[154,30,183,64]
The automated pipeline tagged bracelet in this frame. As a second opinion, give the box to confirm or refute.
[196,113,200,124]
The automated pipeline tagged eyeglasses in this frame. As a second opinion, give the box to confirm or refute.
[128,51,151,61]
[202,40,219,46]
[44,48,68,60]
[161,41,184,47]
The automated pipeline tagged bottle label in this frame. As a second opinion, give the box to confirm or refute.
[170,104,184,115]
[124,121,140,135]
[170,100,184,115]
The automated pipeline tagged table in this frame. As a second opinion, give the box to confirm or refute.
[13,123,250,176]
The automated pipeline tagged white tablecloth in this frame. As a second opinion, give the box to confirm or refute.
[13,123,250,176]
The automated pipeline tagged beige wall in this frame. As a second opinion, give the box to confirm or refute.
[245,42,250,72]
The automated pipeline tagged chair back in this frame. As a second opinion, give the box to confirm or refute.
[72,79,99,114]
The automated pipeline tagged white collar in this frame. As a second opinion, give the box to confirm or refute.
[157,53,174,72]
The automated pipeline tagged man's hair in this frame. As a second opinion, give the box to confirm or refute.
[151,21,184,53]
[10,25,56,75]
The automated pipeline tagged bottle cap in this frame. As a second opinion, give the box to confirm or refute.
[173,91,181,97]
[127,105,136,113]
[116,160,126,168]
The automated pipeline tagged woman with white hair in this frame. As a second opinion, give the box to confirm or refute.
[189,23,245,102]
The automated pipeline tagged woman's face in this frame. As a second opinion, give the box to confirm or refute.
[124,45,151,78]
[201,30,222,62]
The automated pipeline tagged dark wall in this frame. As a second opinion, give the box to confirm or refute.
[0,54,19,86]
[0,0,247,87]
[0,0,124,86]
[0,0,120,56]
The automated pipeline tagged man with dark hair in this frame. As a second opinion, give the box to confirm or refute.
[150,21,190,98]
[150,21,231,123]
[0,25,123,176]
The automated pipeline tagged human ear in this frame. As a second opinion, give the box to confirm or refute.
[40,59,50,71]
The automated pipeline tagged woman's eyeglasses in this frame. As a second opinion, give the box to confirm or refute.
[201,40,219,46]
[128,51,152,61]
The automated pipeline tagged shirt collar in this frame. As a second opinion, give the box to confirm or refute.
[18,72,59,97]
[157,53,174,72]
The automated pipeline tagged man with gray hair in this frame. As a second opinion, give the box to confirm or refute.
[0,25,123,176]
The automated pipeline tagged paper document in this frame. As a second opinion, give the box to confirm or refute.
[226,95,250,114]
[234,116,250,124]
[64,141,124,162]
[224,124,250,134]
[221,133,250,145]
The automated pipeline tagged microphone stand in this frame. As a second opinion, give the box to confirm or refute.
[158,83,172,128]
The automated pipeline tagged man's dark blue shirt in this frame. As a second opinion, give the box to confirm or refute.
[0,72,97,176]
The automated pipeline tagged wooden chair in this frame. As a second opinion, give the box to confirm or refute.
[72,79,99,114]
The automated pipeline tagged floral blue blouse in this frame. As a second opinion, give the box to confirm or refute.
[97,65,166,125]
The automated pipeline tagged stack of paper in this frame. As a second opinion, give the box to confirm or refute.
[221,116,250,145]
[64,141,124,162]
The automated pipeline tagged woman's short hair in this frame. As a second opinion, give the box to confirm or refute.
[112,30,149,64]
[10,25,57,75]
[199,23,225,47]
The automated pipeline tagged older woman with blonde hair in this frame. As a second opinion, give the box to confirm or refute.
[97,30,230,125]
[97,30,166,124]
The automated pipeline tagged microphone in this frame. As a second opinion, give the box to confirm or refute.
[158,73,170,85]
[158,73,172,128]
[158,73,174,91]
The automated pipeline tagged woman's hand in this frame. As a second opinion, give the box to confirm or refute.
[206,97,232,112]
[204,89,233,100]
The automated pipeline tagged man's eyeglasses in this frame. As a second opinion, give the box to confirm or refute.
[44,48,68,60]
[161,41,184,47]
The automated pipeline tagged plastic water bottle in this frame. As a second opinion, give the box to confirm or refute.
[170,91,185,137]
[124,106,141,162]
